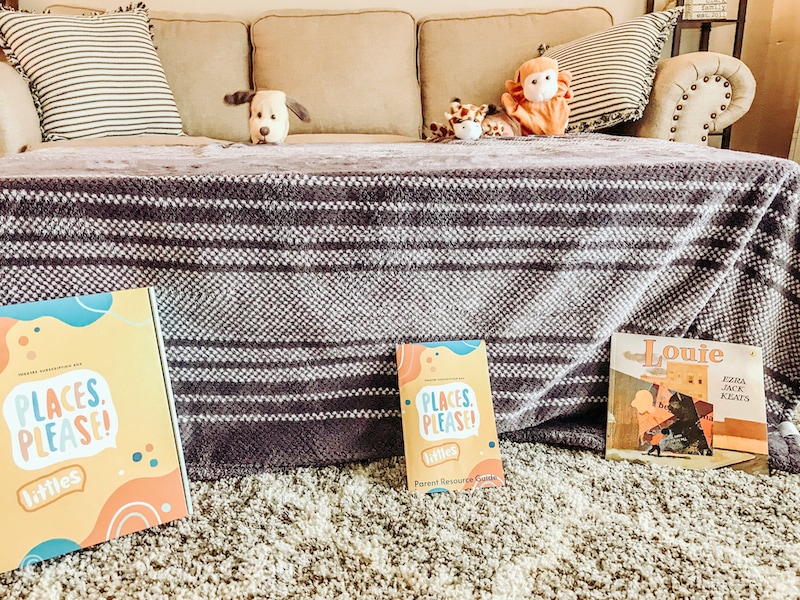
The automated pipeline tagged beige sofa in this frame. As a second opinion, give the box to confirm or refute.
[0,5,757,155]
[2,6,800,481]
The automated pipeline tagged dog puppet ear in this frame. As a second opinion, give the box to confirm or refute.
[224,90,256,105]
[286,97,311,122]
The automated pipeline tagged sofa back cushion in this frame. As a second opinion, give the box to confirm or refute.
[150,12,251,142]
[417,8,613,134]
[251,9,421,137]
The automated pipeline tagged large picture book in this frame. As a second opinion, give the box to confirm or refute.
[0,288,191,573]
[396,340,505,493]
[606,332,768,474]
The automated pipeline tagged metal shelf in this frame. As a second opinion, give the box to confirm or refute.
[671,0,747,59]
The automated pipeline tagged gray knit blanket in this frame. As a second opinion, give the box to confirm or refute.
[1,134,798,478]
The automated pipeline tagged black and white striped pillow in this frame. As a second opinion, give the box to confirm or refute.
[0,5,183,142]
[543,9,682,133]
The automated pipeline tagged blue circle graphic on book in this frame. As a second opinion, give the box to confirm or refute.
[19,538,82,568]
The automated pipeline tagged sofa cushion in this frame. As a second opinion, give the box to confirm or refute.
[418,8,613,134]
[22,134,233,152]
[285,133,422,144]
[149,12,251,142]
[0,6,183,142]
[543,8,682,132]
[251,9,421,137]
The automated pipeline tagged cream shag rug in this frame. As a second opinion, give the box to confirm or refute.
[2,440,800,600]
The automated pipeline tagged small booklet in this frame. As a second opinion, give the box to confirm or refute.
[606,332,768,473]
[0,288,192,573]
[396,339,505,493]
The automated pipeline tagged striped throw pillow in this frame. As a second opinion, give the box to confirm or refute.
[543,9,682,133]
[0,5,183,142]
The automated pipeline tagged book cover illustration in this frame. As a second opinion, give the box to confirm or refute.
[0,288,192,574]
[396,339,505,493]
[606,332,768,473]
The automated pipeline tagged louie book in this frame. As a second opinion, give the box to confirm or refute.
[0,288,191,573]
[396,340,505,493]
[606,332,768,473]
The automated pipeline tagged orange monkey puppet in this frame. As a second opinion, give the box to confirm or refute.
[501,56,572,136]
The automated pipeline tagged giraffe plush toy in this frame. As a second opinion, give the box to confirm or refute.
[482,108,522,137]
[428,98,490,141]
[427,99,518,141]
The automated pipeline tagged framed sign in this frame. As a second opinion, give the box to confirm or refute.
[682,0,734,20]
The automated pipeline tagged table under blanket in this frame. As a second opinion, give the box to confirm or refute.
[1,134,799,478]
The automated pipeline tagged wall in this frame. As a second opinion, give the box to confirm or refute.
[730,0,800,158]
[22,0,646,22]
[790,101,800,163]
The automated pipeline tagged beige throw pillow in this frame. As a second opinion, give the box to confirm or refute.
[0,5,183,142]
[544,9,682,132]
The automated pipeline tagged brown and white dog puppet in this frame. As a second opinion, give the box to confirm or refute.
[224,90,311,144]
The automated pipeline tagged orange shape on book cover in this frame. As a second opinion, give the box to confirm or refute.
[0,316,15,373]
[421,441,460,467]
[465,458,505,490]
[396,343,426,384]
[17,465,86,512]
[81,468,189,546]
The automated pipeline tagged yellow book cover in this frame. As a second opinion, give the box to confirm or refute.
[606,332,768,474]
[0,288,192,574]
[396,340,505,493]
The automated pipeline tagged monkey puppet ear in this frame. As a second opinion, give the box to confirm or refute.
[557,71,573,100]
[504,77,524,99]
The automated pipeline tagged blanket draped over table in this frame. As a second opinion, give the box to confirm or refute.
[1,134,799,478]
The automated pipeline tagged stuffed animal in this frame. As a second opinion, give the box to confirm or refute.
[426,98,488,141]
[482,106,522,138]
[501,56,572,136]
[449,98,490,140]
[428,100,522,141]
[224,90,310,144]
